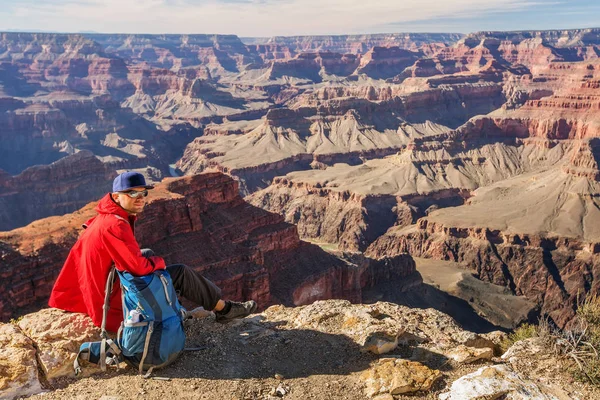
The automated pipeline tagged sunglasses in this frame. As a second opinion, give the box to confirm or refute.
[120,190,149,199]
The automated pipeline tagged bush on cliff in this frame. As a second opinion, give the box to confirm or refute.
[564,294,600,385]
[501,295,600,386]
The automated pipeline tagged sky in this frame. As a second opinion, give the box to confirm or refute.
[0,0,598,37]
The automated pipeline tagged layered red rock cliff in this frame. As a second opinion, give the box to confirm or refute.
[366,218,600,329]
[0,172,417,322]
[433,29,600,74]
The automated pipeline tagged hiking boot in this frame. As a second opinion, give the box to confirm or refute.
[215,300,258,322]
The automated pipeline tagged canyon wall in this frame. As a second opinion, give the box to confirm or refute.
[0,151,115,231]
[247,59,600,327]
[0,172,417,322]
[3,28,600,329]
[366,219,600,328]
[0,28,597,229]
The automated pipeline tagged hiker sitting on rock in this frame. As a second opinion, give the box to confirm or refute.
[48,171,257,332]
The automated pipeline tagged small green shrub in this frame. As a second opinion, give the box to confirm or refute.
[568,294,600,385]
[501,323,537,352]
[577,294,600,348]
[570,357,600,386]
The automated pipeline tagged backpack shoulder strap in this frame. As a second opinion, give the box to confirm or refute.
[101,265,117,340]
[99,265,117,371]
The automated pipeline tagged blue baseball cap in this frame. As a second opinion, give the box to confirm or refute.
[112,171,154,192]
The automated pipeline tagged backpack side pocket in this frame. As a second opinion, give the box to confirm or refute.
[120,321,150,356]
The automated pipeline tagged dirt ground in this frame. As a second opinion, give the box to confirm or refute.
[26,313,484,400]
[30,315,370,400]
[24,306,600,400]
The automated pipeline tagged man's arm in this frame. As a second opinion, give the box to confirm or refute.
[102,221,166,276]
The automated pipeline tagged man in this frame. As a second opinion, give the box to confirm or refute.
[49,171,257,332]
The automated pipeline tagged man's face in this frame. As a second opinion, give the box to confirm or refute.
[111,188,148,215]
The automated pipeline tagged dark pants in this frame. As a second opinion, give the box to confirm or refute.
[141,249,222,311]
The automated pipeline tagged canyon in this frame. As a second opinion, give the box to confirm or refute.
[1,27,600,333]
[0,172,417,324]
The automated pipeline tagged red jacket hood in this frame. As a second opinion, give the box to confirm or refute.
[96,193,133,218]
[92,193,137,226]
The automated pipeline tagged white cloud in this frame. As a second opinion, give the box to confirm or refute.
[0,0,577,36]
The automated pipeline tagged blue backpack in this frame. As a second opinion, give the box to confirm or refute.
[74,267,187,376]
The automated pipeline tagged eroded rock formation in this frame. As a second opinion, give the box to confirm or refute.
[1,28,598,229]
[247,57,600,327]
[0,172,417,323]
[3,27,600,331]
[0,151,115,231]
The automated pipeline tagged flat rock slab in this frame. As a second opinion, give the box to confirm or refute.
[266,300,405,355]
[361,357,441,397]
[0,323,42,400]
[446,344,494,364]
[17,308,101,380]
[440,364,558,400]
[265,300,498,357]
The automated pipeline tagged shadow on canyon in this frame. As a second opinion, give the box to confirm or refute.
[364,276,514,334]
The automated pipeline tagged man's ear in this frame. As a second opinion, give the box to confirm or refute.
[111,193,120,204]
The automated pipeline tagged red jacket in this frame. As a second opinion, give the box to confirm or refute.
[48,194,166,332]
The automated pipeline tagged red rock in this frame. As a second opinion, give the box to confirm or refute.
[0,172,418,323]
[356,47,421,79]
